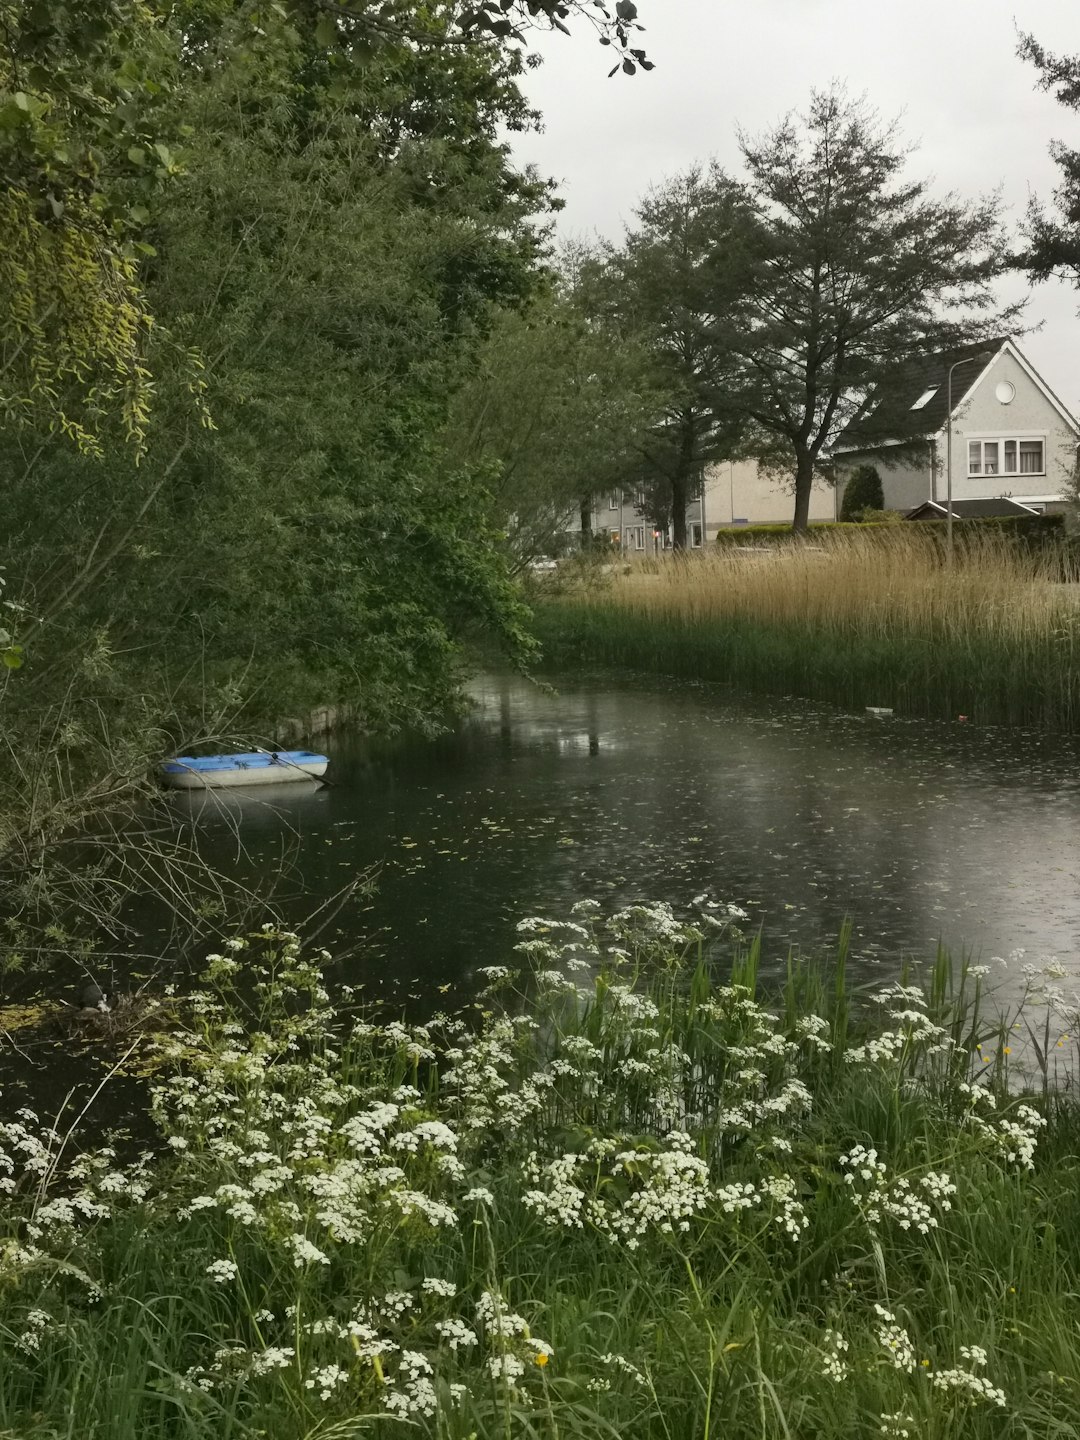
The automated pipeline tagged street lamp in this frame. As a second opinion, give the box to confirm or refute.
[945,351,994,565]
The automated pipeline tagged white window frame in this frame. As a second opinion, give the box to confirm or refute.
[690,521,703,548]
[966,435,1046,479]
[608,492,620,511]
[911,386,938,410]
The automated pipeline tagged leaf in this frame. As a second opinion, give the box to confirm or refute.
[13,91,30,111]
[622,57,636,74]
[314,13,338,46]
[615,0,638,17]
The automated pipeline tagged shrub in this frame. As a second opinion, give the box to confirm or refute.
[839,464,885,520]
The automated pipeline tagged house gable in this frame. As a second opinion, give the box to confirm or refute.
[944,343,1078,502]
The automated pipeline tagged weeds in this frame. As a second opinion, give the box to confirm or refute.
[0,904,1078,1437]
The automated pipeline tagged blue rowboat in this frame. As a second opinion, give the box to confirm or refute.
[160,750,329,790]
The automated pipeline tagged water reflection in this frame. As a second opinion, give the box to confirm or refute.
[180,672,1080,995]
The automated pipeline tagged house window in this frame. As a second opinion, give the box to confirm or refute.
[911,386,938,410]
[968,438,1044,478]
[634,488,646,509]
[624,525,644,551]
[608,493,620,511]
[690,522,703,547]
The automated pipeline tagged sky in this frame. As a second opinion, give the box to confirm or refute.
[512,0,1079,410]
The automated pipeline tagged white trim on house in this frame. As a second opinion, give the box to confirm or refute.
[965,433,1048,479]
[955,339,1080,433]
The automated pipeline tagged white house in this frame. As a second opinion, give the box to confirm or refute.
[833,337,1079,516]
[584,460,834,552]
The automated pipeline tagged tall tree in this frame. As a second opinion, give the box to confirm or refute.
[0,0,653,457]
[724,89,1021,530]
[589,165,753,548]
[442,287,667,566]
[1017,33,1080,287]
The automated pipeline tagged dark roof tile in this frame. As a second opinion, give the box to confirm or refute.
[837,338,1009,450]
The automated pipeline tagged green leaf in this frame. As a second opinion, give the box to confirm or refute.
[314,13,338,46]
[13,91,30,111]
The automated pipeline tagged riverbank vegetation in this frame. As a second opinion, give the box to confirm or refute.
[535,529,1080,729]
[0,4,657,980]
[1,903,1077,1438]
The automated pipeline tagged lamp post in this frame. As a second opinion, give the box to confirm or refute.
[945,351,993,565]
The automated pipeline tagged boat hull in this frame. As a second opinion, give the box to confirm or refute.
[160,751,329,790]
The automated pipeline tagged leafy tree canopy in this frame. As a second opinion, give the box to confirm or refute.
[722,88,1022,529]
[582,165,754,547]
[1017,32,1080,287]
[0,0,651,456]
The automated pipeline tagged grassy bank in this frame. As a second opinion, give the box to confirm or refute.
[534,531,1080,727]
[2,908,1079,1438]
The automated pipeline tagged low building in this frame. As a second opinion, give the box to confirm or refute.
[833,337,1079,517]
[904,498,1042,521]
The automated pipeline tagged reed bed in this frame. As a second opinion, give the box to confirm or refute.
[1,908,1079,1439]
[537,529,1080,727]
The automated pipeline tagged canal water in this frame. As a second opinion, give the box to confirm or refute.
[173,671,1080,999]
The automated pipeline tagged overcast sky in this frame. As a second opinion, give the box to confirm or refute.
[513,0,1079,409]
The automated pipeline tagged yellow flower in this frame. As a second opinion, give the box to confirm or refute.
[535,1352,549,1368]
[983,1055,991,1063]
[1003,1047,1011,1055]
[920,1359,930,1368]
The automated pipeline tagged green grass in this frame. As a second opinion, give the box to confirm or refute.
[533,601,1080,727]
[1,910,1079,1438]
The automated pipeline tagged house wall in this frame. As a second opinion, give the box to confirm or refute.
[579,459,835,549]
[702,459,834,534]
[947,350,1077,503]
[835,445,931,513]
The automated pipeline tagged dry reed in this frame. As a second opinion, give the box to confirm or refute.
[537,528,1080,727]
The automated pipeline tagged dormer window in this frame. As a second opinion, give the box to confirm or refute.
[911,387,938,410]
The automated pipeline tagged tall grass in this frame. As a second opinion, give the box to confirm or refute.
[1,908,1079,1438]
[535,529,1080,726]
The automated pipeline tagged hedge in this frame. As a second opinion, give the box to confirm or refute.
[715,514,1066,548]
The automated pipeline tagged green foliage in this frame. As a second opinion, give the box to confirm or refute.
[0,1,176,453]
[0,911,1076,1436]
[0,0,564,974]
[715,90,1019,529]
[582,165,754,548]
[839,465,885,520]
[1017,32,1080,288]
[0,0,652,455]
[714,521,888,545]
[442,281,670,567]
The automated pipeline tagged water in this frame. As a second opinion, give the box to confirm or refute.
[173,671,1080,998]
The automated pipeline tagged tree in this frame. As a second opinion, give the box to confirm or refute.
[588,165,753,548]
[0,2,563,974]
[723,89,1021,531]
[839,464,884,521]
[442,280,669,566]
[0,0,653,457]
[1017,33,1080,287]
